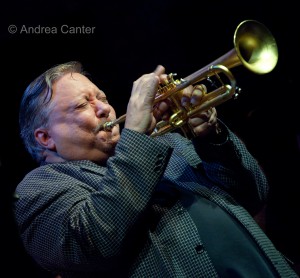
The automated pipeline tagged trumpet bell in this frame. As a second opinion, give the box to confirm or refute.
[234,20,278,74]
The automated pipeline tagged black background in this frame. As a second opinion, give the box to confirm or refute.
[0,0,299,276]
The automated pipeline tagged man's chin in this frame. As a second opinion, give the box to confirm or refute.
[107,133,120,145]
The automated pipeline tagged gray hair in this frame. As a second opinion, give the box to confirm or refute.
[19,61,85,163]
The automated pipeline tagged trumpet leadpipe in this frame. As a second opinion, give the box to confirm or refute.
[101,114,126,131]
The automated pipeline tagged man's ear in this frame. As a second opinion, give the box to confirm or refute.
[34,128,55,150]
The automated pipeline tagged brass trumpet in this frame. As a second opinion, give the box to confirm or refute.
[102,19,278,138]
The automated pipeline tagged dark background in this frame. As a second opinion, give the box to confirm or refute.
[0,0,299,277]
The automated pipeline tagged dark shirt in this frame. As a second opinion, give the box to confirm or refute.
[182,191,278,277]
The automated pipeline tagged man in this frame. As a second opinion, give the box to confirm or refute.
[14,61,298,277]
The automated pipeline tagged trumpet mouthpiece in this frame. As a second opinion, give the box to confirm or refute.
[102,121,114,131]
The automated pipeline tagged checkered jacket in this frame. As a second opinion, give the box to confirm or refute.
[14,125,298,277]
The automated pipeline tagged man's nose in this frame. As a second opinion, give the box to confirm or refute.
[95,100,110,118]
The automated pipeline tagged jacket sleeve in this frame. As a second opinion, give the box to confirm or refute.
[14,128,172,273]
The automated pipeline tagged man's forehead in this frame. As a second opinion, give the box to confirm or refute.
[52,72,105,98]
[54,72,93,91]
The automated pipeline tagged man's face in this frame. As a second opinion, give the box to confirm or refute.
[40,72,120,164]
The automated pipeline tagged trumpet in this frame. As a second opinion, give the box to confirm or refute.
[102,19,278,138]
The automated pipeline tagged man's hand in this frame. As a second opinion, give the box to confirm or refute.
[125,65,166,134]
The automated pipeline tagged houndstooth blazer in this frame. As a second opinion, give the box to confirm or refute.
[14,124,298,278]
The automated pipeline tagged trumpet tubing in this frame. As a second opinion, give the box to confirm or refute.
[103,19,278,138]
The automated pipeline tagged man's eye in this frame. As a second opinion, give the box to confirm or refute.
[76,102,88,109]
[97,95,108,103]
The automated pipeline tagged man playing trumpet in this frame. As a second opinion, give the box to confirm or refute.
[14,62,298,277]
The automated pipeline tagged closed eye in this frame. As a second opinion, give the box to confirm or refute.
[96,92,108,104]
[97,96,108,104]
[75,102,88,109]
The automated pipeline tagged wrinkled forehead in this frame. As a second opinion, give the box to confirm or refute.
[52,72,93,93]
[48,72,105,108]
[51,72,103,101]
